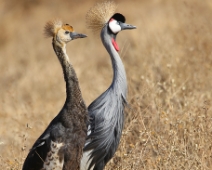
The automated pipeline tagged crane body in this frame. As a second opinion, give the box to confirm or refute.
[22,20,88,170]
[81,1,136,169]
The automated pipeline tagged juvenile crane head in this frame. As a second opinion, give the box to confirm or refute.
[86,0,136,51]
[44,19,87,47]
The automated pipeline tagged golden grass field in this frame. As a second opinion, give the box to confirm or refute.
[1,0,212,169]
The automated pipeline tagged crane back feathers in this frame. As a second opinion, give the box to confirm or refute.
[86,0,117,34]
[44,19,74,38]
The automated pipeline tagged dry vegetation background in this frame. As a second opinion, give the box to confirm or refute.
[0,0,212,169]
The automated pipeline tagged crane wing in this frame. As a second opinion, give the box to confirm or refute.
[23,116,65,170]
[83,88,126,169]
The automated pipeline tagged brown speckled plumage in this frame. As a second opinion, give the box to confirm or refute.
[22,20,88,170]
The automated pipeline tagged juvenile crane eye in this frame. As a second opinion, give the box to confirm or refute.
[65,31,69,34]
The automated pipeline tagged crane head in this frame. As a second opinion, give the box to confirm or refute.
[44,19,87,46]
[108,13,136,34]
[86,1,136,51]
[86,1,136,34]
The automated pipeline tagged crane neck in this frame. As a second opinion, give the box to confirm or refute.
[52,39,83,108]
[100,26,127,98]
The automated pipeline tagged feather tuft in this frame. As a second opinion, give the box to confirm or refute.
[44,19,63,38]
[86,0,117,34]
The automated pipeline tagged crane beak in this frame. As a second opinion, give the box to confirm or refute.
[120,22,136,30]
[70,32,87,39]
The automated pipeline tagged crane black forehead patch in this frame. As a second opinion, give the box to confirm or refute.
[111,13,126,23]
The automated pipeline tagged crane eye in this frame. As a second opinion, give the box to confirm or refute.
[65,31,69,34]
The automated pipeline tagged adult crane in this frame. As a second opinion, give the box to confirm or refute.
[22,20,88,170]
[81,1,136,170]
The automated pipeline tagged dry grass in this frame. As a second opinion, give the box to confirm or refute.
[0,0,212,169]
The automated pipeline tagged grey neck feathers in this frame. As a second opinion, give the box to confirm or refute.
[52,40,83,108]
[100,26,127,99]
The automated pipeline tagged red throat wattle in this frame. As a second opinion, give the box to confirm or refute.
[112,38,119,51]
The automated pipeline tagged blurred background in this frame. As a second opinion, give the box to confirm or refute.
[0,0,212,169]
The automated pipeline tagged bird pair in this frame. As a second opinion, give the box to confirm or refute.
[22,1,136,170]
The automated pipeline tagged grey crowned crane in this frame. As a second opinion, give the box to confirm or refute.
[81,1,136,170]
[22,20,88,170]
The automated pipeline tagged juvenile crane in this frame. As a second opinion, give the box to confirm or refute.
[81,1,136,170]
[22,20,88,170]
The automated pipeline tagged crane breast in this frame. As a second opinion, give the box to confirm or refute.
[42,140,64,170]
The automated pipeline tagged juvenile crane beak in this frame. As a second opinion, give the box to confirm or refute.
[120,22,136,30]
[70,32,87,39]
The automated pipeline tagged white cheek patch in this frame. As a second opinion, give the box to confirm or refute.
[61,35,71,42]
[42,141,64,170]
[109,19,121,34]
[57,29,72,43]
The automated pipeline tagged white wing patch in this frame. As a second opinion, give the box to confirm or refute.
[80,127,94,170]
[41,141,64,170]
[80,149,94,170]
